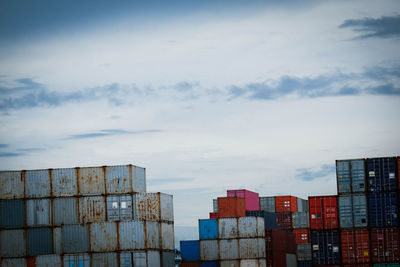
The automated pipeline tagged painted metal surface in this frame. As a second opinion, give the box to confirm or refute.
[292,212,309,229]
[1,258,27,267]
[162,251,175,267]
[134,193,160,221]
[199,219,218,240]
[293,228,309,244]
[338,195,353,228]
[35,254,62,267]
[78,167,105,195]
[53,197,78,225]
[219,239,239,260]
[133,251,147,267]
[89,222,118,252]
[336,160,351,194]
[367,157,398,192]
[26,199,51,226]
[311,230,340,265]
[341,229,370,264]
[92,252,118,267]
[181,240,200,262]
[297,243,312,261]
[309,195,338,230]
[275,196,298,212]
[239,238,265,259]
[146,221,160,249]
[134,166,146,193]
[62,224,89,253]
[297,198,309,212]
[51,168,78,196]
[63,253,90,267]
[369,192,399,227]
[106,195,133,221]
[0,229,26,257]
[220,260,239,267]
[0,171,24,199]
[105,165,131,194]
[259,197,275,213]
[219,218,238,239]
[25,169,50,198]
[245,210,277,230]
[0,199,24,228]
[79,196,106,223]
[147,250,161,267]
[238,217,259,238]
[200,261,218,267]
[240,259,266,267]
[27,227,53,256]
[200,240,219,261]
[217,197,245,218]
[339,194,368,228]
[265,229,297,254]
[227,189,259,211]
[213,199,218,213]
[161,222,174,250]
[53,227,62,255]
[351,159,366,192]
[160,193,174,222]
[119,221,145,250]
[370,227,400,263]
[276,212,292,230]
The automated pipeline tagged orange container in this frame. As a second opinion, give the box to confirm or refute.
[217,197,246,218]
[275,196,298,212]
[293,228,309,244]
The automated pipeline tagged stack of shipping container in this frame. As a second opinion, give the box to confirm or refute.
[0,165,174,267]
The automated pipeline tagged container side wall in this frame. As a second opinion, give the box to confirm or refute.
[89,222,118,252]
[0,171,24,199]
[78,167,105,195]
[52,168,78,196]
[92,252,118,267]
[105,165,131,194]
[25,170,50,198]
[0,229,26,257]
[219,239,239,260]
[27,227,53,256]
[26,199,51,226]
[219,218,238,239]
[62,224,89,253]
[119,221,145,250]
[53,197,78,225]
[0,199,24,228]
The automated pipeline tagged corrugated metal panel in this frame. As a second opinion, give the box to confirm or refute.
[1,258,27,267]
[105,165,131,194]
[25,169,50,198]
[285,254,297,267]
[90,222,118,252]
[227,189,259,211]
[217,197,245,218]
[339,194,368,228]
[120,252,132,267]
[62,224,89,253]
[339,195,353,228]
[106,195,133,221]
[353,194,368,227]
[351,159,366,192]
[240,259,260,267]
[133,252,147,267]
[341,229,370,264]
[297,198,309,212]
[213,199,218,213]
[259,197,275,213]
[181,240,200,261]
[146,221,160,249]
[367,157,397,192]
[200,240,219,261]
[63,253,90,267]
[292,212,309,229]
[161,222,174,250]
[276,212,292,230]
[275,196,297,212]
[256,217,265,237]
[162,251,175,267]
[92,252,118,267]
[134,166,146,193]
[27,227,53,256]
[246,211,277,230]
[0,229,26,257]
[311,230,340,265]
[371,228,400,263]
[160,193,174,222]
[369,192,399,227]
[337,160,351,194]
[258,238,266,258]
[119,221,145,250]
[53,197,78,225]
[239,238,262,259]
[53,227,62,255]
[35,255,62,267]
[134,193,160,221]
[26,199,51,226]
[220,260,239,267]
[293,228,309,244]
[0,171,24,199]
[199,219,218,240]
[219,218,238,239]
[219,239,239,260]
[238,217,258,238]
[147,250,160,267]
[78,167,105,195]
[0,199,24,228]
[79,196,106,223]
[51,168,78,196]
[200,261,218,267]
[297,243,312,261]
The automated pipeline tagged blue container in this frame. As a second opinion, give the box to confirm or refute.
[369,192,399,227]
[0,199,24,228]
[199,219,218,240]
[180,240,200,262]
[311,230,341,265]
[351,159,366,192]
[338,194,368,228]
[27,227,53,256]
[246,210,278,229]
[337,159,366,194]
[201,261,219,267]
[337,160,351,194]
[367,157,397,192]
[297,261,312,267]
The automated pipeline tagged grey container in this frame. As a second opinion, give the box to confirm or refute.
[90,222,118,252]
[292,212,310,229]
[0,229,26,257]
[200,240,219,261]
[352,194,368,227]
[239,238,265,259]
[240,259,266,267]
[79,196,106,223]
[51,168,78,196]
[0,171,24,199]
[63,253,90,267]
[146,221,160,249]
[119,221,145,250]
[78,167,105,195]
[351,159,366,193]
[219,239,239,260]
[35,254,62,267]
[297,243,312,261]
[106,165,133,194]
[62,224,89,253]
[107,195,133,221]
[92,252,118,267]
[286,254,297,267]
[259,197,275,213]
[239,217,264,238]
[161,222,174,250]
[27,227,53,256]
[120,251,148,267]
[134,193,160,221]
[337,160,351,194]
[0,199,24,228]
[53,197,79,225]
[160,193,174,222]
[53,227,62,255]
[297,198,309,212]
[1,258,27,267]
[147,250,160,267]
[162,251,175,267]
[338,194,368,228]
[213,199,218,212]
[26,199,52,226]
[134,166,146,193]
[338,195,353,228]
[219,218,238,239]
[221,260,239,267]
[25,169,51,198]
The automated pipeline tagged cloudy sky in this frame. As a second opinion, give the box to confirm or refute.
[1,0,399,243]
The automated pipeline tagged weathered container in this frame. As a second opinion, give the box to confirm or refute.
[53,197,78,225]
[297,198,309,212]
[92,252,118,267]
[297,243,312,261]
[220,260,239,267]
[227,189,259,211]
[311,230,340,266]
[259,196,275,213]
[134,193,161,222]
[265,229,297,254]
[147,250,161,266]
[134,166,146,193]
[213,199,218,213]
[161,222,174,250]
[337,159,367,194]
[339,194,368,228]
[217,197,245,218]
[78,167,105,195]
[292,212,309,229]
[63,253,90,267]
[286,254,297,267]
[0,229,26,257]
[1,258,27,267]
[0,171,24,199]
[79,196,106,223]
[240,259,266,267]
[160,193,174,222]
[51,168,78,196]
[293,228,309,244]
[26,199,52,226]
[146,221,160,249]
[120,251,148,267]
[105,165,132,194]
[341,229,370,264]
[119,221,145,250]
[53,227,62,255]
[276,212,292,230]
[62,224,89,253]
[201,261,219,267]
[219,239,239,260]
[337,160,351,193]
[275,196,298,213]
[199,219,218,240]
[89,222,118,252]
[239,238,265,259]
[369,192,399,227]
[209,212,218,219]
[370,228,400,263]
[351,159,367,192]
[27,227,53,256]
[35,254,62,267]
[162,251,175,267]
[218,218,238,239]
[25,169,51,198]
[200,240,219,261]
[181,240,200,262]
[309,195,338,230]
[0,199,24,228]
[367,157,398,192]
[106,195,133,221]
[246,210,278,230]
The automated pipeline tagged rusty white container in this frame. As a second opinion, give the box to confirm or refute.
[51,168,78,196]
[220,260,240,267]
[218,218,238,239]
[0,229,26,257]
[63,253,90,267]
[25,169,51,198]
[0,171,24,199]
[78,167,105,196]
[106,195,133,221]
[134,193,173,222]
[239,238,265,259]
[79,196,106,223]
[200,240,219,261]
[92,252,118,267]
[53,197,79,225]
[146,221,160,249]
[119,221,145,250]
[238,217,264,238]
[35,254,62,267]
[62,224,89,253]
[26,199,52,226]
[147,250,161,267]
[1,258,27,267]
[219,239,239,260]
[240,259,266,267]
[89,222,118,252]
[161,222,174,250]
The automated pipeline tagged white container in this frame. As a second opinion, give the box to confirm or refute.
[35,254,62,267]
[119,221,145,250]
[219,239,239,260]
[26,199,52,226]
[200,240,219,261]
[219,218,238,239]
[0,171,24,199]
[90,222,118,252]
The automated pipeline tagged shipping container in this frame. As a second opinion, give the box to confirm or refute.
[119,221,145,250]
[297,243,312,261]
[26,199,52,226]
[297,261,312,267]
[78,167,105,195]
[286,254,297,267]
[92,252,118,267]
[106,195,133,221]
[276,212,292,230]
[134,193,161,222]
[213,199,218,213]
[337,159,366,194]
[181,262,201,267]
[275,196,298,213]
[201,261,219,267]
[337,160,351,193]
[160,193,174,222]
[199,219,218,240]
[147,250,161,267]
[259,197,275,213]
[292,212,309,229]
[133,166,146,193]
[309,196,338,230]
[27,227,53,256]
[62,224,89,253]
[200,240,219,261]
[240,259,266,267]
[0,199,24,228]
[63,253,90,267]
[146,221,160,249]
[297,198,309,212]
[105,165,132,194]
[219,239,239,260]
[53,197,78,225]
[227,190,259,211]
[79,196,106,223]
[0,229,26,257]
[246,210,278,230]
[25,169,51,198]
[217,197,245,218]
[293,228,309,244]
[338,194,368,228]
[218,218,238,239]
[266,252,296,267]
[35,254,62,267]
[265,229,297,254]
[239,217,264,238]
[210,212,218,219]
[370,228,400,263]
[89,222,118,252]
[53,227,62,255]
[161,222,174,250]
[220,261,239,267]
[367,157,398,192]
[120,251,148,267]
[1,258,27,267]
[181,240,200,262]
[51,168,78,197]
[0,171,24,200]
[369,192,399,227]
[162,251,175,267]
[311,230,340,266]
[239,238,265,259]
[341,229,370,264]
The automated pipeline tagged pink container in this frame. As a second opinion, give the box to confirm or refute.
[227,189,260,211]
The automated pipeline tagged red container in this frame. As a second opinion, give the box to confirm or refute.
[275,196,298,212]
[265,229,297,254]
[181,262,201,267]
[276,212,292,230]
[217,197,246,218]
[341,229,370,264]
[309,195,338,230]
[209,212,218,219]
[27,258,35,267]
[227,189,259,211]
[293,228,309,244]
[266,252,286,267]
[370,227,400,263]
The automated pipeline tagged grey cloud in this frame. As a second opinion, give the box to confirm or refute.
[147,177,196,185]
[296,164,335,181]
[339,15,400,39]
[67,129,162,140]
[0,144,9,148]
[0,152,25,157]
[17,147,46,152]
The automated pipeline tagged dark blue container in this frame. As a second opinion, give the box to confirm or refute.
[297,261,313,267]
[367,157,398,192]
[180,240,200,262]
[201,261,219,267]
[246,210,278,229]
[27,227,53,256]
[199,219,218,240]
[0,199,24,228]
[369,192,399,227]
[311,230,341,265]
